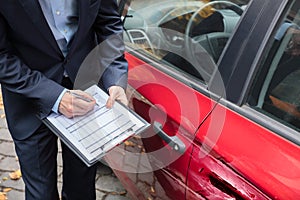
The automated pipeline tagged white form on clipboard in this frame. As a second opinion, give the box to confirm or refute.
[43,85,150,167]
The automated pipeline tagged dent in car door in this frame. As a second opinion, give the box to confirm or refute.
[186,105,271,199]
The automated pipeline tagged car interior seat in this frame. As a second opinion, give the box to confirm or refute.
[257,23,300,128]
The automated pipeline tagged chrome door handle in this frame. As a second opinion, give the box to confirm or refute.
[153,121,186,154]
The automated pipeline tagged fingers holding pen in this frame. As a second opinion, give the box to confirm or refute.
[58,90,97,118]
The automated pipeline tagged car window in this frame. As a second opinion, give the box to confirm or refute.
[248,1,300,131]
[121,0,251,83]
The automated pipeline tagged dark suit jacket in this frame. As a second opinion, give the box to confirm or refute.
[0,0,128,140]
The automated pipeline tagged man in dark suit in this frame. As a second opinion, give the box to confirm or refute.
[0,0,128,199]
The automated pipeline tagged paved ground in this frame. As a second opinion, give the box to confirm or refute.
[0,94,131,200]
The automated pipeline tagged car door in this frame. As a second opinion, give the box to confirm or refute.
[108,0,253,199]
[187,0,300,199]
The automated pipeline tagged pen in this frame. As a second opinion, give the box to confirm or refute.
[68,91,94,103]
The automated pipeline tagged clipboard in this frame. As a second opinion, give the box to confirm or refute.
[43,84,150,167]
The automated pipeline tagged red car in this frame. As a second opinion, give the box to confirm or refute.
[105,0,300,199]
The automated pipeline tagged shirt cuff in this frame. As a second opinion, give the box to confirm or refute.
[52,89,67,113]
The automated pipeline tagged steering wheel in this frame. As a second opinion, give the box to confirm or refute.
[184,1,243,82]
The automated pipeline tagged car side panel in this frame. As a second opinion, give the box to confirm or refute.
[189,103,300,199]
[125,53,215,132]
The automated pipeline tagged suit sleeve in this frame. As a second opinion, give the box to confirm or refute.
[0,13,64,119]
[92,0,128,91]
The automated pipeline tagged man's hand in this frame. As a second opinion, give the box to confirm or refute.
[106,86,128,108]
[59,90,96,118]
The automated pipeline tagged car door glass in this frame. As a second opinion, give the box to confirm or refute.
[122,0,251,83]
[248,1,300,131]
